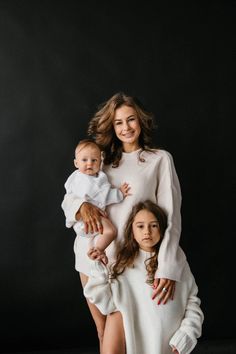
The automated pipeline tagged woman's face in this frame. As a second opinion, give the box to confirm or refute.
[132,209,161,252]
[113,105,141,152]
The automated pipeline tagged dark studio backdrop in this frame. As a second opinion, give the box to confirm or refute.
[0,0,235,352]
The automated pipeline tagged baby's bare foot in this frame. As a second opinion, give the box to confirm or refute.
[88,247,108,264]
[87,247,99,260]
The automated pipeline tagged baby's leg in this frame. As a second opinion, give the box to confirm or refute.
[88,217,116,264]
[96,217,117,251]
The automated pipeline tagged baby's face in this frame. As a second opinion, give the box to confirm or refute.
[74,145,101,176]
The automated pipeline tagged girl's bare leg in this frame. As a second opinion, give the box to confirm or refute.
[102,311,126,354]
[80,273,106,354]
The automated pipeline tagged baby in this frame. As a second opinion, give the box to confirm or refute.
[64,139,130,264]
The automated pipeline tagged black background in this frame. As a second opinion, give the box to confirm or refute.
[0,0,235,352]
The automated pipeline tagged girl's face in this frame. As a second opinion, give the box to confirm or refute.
[113,105,141,152]
[132,209,161,252]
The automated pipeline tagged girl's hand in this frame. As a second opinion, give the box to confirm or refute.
[78,202,107,234]
[172,347,179,353]
[152,278,176,305]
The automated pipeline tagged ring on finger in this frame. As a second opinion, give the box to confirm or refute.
[162,287,168,293]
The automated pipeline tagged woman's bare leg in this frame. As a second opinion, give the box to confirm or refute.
[80,272,106,354]
[102,311,126,354]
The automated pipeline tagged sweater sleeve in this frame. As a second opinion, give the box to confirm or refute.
[93,171,124,206]
[105,187,124,206]
[83,261,117,315]
[169,266,204,354]
[155,151,186,281]
[61,172,86,228]
[61,193,86,228]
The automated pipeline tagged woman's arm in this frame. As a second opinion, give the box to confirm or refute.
[83,261,117,315]
[61,194,107,234]
[156,151,186,281]
[152,151,186,304]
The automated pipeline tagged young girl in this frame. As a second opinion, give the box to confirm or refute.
[84,201,204,354]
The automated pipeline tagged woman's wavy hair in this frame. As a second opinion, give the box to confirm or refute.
[111,200,167,285]
[87,92,157,167]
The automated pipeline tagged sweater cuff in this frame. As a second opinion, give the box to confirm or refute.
[90,260,109,279]
[169,330,197,354]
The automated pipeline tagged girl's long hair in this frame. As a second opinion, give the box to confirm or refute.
[88,92,157,167]
[111,201,167,285]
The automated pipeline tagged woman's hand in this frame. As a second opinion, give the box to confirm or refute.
[172,347,179,353]
[152,278,175,305]
[77,202,107,234]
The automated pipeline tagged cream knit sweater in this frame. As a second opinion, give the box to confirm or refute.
[62,149,186,280]
[84,250,204,354]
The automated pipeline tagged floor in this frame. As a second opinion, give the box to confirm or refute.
[1,340,236,354]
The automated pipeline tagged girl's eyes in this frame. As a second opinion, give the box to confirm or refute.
[152,224,159,228]
[137,224,159,229]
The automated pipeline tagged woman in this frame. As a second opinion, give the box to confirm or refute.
[61,92,186,353]
[84,201,203,354]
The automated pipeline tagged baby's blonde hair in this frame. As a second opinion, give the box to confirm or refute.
[75,139,101,157]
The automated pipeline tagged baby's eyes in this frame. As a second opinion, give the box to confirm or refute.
[81,158,98,162]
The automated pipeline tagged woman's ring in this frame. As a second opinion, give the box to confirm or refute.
[162,287,168,293]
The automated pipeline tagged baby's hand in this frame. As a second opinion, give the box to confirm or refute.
[120,182,131,197]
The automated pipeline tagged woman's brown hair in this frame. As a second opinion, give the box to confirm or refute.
[111,200,167,285]
[87,92,157,167]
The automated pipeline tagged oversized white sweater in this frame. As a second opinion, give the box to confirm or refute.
[64,170,123,236]
[84,250,204,354]
[61,149,186,280]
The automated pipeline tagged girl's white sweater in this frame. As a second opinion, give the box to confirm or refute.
[84,250,204,354]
